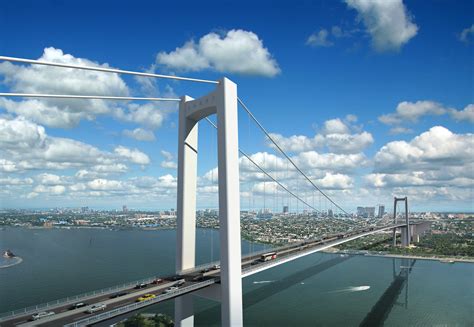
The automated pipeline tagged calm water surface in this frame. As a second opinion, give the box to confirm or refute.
[0,227,472,326]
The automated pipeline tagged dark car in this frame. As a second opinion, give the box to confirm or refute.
[110,292,128,299]
[192,275,204,282]
[69,302,87,310]
[134,283,147,289]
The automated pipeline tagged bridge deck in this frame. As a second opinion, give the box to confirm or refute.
[0,223,406,326]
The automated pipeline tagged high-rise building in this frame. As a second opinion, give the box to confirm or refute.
[377,205,385,218]
[356,206,375,218]
[257,208,273,219]
[283,205,289,214]
[122,205,128,213]
[328,209,333,218]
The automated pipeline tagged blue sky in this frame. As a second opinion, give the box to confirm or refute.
[0,0,472,212]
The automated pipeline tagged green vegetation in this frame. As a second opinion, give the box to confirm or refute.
[118,313,174,327]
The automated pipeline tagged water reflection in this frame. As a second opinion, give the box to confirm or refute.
[359,258,416,327]
[196,255,351,325]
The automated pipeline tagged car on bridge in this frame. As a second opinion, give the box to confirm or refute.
[136,294,156,302]
[134,282,147,289]
[86,303,107,313]
[68,302,87,310]
[32,311,55,320]
[152,278,164,284]
[110,291,128,298]
[163,286,179,293]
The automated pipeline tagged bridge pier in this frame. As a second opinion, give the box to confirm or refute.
[175,295,194,327]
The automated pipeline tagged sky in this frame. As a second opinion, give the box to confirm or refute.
[0,0,472,212]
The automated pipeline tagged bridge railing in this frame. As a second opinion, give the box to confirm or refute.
[63,279,216,327]
[0,274,169,321]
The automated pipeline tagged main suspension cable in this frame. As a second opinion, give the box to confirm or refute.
[0,56,218,84]
[0,92,181,101]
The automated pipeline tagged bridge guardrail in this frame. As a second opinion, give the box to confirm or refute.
[0,274,170,322]
[64,279,216,327]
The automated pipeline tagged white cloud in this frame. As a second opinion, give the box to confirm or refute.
[375,126,473,173]
[318,173,354,189]
[295,151,368,173]
[0,177,34,185]
[306,26,353,48]
[161,161,177,169]
[123,128,156,141]
[160,150,177,169]
[0,116,149,173]
[33,184,66,195]
[269,118,373,154]
[459,24,474,43]
[345,0,418,52]
[157,29,280,77]
[87,179,125,191]
[306,29,333,47]
[114,146,150,165]
[321,118,350,135]
[36,173,64,185]
[379,101,447,125]
[449,104,474,123]
[325,132,374,154]
[114,102,171,130]
[379,101,474,126]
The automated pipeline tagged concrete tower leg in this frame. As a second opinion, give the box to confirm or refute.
[392,197,397,247]
[216,78,243,327]
[400,227,409,247]
[405,198,410,247]
[175,95,198,327]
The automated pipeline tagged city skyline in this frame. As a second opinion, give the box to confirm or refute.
[0,0,473,212]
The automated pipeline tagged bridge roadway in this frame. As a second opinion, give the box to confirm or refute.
[0,223,406,327]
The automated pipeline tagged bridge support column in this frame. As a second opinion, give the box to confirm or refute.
[175,95,198,326]
[400,227,409,247]
[175,295,194,327]
[216,78,243,327]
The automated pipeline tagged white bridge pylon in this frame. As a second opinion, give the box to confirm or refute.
[176,78,243,327]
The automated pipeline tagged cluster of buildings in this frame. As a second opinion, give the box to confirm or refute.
[356,205,385,219]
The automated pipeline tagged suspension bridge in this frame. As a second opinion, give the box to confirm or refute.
[0,55,430,327]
